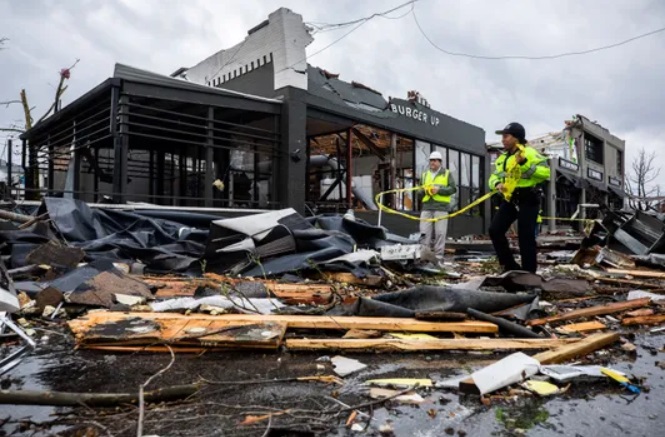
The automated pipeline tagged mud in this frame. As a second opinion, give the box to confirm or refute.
[1,330,664,436]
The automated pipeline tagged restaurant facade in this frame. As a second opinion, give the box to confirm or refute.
[18,8,489,237]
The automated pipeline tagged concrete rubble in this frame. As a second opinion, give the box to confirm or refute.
[1,199,665,436]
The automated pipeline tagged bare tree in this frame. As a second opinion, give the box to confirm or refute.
[625,147,662,211]
[1,48,79,199]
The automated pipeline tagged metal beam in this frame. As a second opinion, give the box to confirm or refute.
[205,106,214,207]
[346,128,353,209]
[122,82,281,115]
[112,93,129,203]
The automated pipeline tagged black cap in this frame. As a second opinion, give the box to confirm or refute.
[495,122,526,140]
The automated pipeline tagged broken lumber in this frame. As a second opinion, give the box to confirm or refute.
[558,321,607,333]
[0,384,200,407]
[532,332,620,365]
[604,269,665,279]
[527,298,651,326]
[284,338,576,352]
[621,314,665,326]
[594,277,663,289]
[321,272,383,287]
[68,312,498,335]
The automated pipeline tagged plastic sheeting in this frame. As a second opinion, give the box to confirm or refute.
[331,285,537,318]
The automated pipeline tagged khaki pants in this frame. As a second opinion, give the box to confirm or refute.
[420,210,449,258]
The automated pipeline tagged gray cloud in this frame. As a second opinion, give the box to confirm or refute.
[1,0,664,184]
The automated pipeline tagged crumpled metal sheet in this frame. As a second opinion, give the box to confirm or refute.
[205,210,392,278]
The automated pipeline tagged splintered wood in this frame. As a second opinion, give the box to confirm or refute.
[68,311,500,352]
[527,298,651,326]
[144,275,334,304]
[68,314,287,351]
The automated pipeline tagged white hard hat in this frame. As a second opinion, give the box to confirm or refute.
[429,151,443,161]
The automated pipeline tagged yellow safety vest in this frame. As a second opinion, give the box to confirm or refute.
[422,169,451,203]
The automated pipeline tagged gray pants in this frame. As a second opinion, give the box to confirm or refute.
[420,210,449,258]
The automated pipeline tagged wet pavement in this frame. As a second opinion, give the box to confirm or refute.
[1,330,664,436]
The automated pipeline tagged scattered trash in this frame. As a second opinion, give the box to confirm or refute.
[521,380,565,396]
[459,352,540,395]
[331,356,367,377]
[539,365,622,382]
[369,388,425,405]
[365,378,433,388]
[600,368,641,394]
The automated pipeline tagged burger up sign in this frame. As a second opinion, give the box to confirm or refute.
[389,91,441,127]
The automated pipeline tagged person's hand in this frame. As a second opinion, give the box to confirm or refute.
[430,186,439,194]
[516,152,527,165]
[496,183,506,192]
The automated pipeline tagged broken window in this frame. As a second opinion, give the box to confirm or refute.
[584,134,604,164]
[434,145,448,169]
[448,149,460,188]
[415,140,430,183]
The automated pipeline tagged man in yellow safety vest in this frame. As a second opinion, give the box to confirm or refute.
[420,150,457,262]
[488,122,550,273]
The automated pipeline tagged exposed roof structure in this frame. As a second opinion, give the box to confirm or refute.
[307,66,387,113]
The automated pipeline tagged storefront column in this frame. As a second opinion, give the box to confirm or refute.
[548,169,557,233]
[346,128,353,209]
[278,87,307,213]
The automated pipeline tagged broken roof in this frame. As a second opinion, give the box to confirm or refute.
[307,66,388,113]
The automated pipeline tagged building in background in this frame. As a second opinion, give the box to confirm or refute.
[488,114,627,232]
[17,8,488,237]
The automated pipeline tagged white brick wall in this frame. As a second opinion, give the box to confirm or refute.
[183,8,313,91]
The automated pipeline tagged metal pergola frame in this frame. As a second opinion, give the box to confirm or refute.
[18,65,284,209]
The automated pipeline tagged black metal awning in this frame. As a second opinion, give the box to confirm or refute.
[556,170,586,189]
[609,185,627,198]
[586,179,608,192]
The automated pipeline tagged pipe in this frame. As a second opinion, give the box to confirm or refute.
[467,308,544,339]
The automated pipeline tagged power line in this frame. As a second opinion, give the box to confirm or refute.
[412,6,665,60]
[279,1,416,74]
[307,0,419,34]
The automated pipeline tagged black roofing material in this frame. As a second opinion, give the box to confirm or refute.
[37,198,206,273]
[331,285,536,318]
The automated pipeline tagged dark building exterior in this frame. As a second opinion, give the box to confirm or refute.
[18,8,488,237]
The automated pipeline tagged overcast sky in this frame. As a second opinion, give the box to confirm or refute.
[2,0,664,186]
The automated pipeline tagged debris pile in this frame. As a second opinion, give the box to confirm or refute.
[1,199,664,435]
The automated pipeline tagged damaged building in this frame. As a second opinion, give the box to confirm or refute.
[15,8,488,237]
[488,115,627,232]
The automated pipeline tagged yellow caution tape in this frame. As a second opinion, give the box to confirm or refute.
[375,187,495,223]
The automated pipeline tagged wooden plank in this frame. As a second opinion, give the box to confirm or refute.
[532,333,620,365]
[527,298,651,326]
[147,275,333,303]
[321,272,383,287]
[68,312,498,334]
[284,338,576,352]
[604,269,665,279]
[621,314,665,326]
[558,321,607,333]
